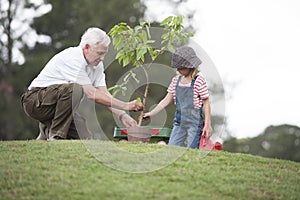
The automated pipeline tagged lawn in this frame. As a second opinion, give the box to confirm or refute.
[0,140,299,200]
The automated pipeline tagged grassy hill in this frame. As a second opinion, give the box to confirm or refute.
[1,140,299,200]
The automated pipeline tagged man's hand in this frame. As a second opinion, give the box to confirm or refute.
[127,100,144,111]
[120,113,138,127]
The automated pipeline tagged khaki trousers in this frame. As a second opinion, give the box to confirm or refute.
[21,83,91,139]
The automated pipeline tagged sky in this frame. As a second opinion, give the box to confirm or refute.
[143,0,300,138]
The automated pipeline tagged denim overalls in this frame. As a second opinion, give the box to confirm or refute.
[168,76,204,149]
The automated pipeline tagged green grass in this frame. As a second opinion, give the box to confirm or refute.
[1,140,299,200]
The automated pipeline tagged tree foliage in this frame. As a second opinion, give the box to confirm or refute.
[0,0,51,72]
[109,16,192,67]
[223,124,300,162]
[0,0,146,140]
[108,15,193,125]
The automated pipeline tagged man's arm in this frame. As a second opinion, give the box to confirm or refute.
[82,85,143,111]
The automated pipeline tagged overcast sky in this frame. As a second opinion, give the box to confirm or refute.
[143,0,300,138]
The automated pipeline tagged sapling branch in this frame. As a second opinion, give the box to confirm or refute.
[108,16,193,128]
[138,62,151,126]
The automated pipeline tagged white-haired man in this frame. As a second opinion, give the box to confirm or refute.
[21,27,143,140]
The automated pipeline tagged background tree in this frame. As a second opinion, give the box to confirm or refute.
[0,0,51,139]
[223,124,300,162]
[0,0,51,72]
[0,0,146,140]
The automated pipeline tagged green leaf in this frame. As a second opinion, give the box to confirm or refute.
[131,72,140,83]
[146,40,155,44]
[136,48,147,60]
[112,88,120,97]
[108,85,118,92]
[122,56,130,67]
[160,16,173,26]
[123,73,131,82]
[115,51,124,60]
[136,97,142,103]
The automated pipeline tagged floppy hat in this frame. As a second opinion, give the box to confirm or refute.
[171,46,202,68]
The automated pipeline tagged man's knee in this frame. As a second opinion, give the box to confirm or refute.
[21,90,40,119]
[59,83,84,105]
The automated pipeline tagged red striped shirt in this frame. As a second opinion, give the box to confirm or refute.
[167,73,209,108]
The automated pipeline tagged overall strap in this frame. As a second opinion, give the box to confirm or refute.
[176,76,182,87]
[191,75,198,88]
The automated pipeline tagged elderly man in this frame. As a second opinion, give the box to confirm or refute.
[21,27,143,140]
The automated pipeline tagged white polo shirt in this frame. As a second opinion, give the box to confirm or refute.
[28,46,106,90]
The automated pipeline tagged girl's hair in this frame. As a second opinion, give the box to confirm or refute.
[176,68,200,79]
[191,68,200,79]
[79,27,111,48]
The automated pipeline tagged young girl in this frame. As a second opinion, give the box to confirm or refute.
[143,46,213,148]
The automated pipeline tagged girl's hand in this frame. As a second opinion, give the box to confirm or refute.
[142,112,151,119]
[202,125,213,138]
